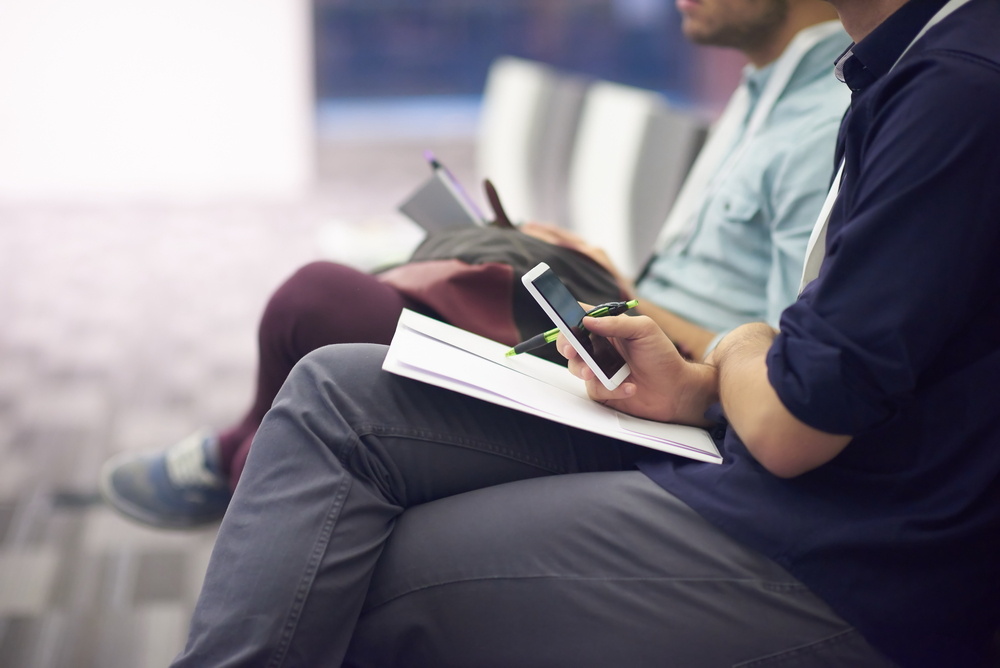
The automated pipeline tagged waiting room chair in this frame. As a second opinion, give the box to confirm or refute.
[476,56,591,225]
[565,81,708,277]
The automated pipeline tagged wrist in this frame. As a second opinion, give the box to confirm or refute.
[675,360,720,427]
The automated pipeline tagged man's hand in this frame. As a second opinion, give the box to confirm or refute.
[521,222,722,360]
[556,313,718,428]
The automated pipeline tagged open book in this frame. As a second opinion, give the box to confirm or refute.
[383,310,722,464]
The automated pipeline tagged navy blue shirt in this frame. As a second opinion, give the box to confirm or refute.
[640,1,1000,665]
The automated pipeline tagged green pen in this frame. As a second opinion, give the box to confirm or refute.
[505,299,639,357]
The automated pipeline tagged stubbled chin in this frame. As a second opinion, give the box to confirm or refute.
[678,20,703,43]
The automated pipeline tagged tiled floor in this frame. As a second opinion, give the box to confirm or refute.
[0,122,476,667]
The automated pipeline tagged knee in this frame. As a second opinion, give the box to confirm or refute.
[261,261,343,331]
[289,343,390,392]
[271,343,393,436]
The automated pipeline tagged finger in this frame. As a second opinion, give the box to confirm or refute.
[521,221,554,231]
[605,382,637,401]
[555,333,577,360]
[585,379,636,405]
[566,355,595,382]
[519,223,558,243]
[581,313,659,341]
[520,223,583,248]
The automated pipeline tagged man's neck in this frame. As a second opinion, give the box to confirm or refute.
[828,0,911,42]
[745,2,841,68]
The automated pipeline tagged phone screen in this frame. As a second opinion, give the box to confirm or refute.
[529,268,628,380]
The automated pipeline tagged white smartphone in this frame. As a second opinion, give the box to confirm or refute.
[521,262,631,390]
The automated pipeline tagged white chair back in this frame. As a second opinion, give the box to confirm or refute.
[476,56,589,224]
[566,82,707,276]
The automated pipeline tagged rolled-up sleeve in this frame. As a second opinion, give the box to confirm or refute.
[767,299,913,434]
[766,54,1000,436]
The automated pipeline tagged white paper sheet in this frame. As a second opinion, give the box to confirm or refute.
[382,310,722,464]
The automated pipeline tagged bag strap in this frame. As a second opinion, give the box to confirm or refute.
[483,179,515,229]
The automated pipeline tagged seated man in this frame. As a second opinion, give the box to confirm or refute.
[99,0,851,529]
[170,0,1000,665]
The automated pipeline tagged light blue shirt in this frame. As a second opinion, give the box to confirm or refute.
[635,29,851,354]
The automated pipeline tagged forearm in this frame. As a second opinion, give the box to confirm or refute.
[712,323,781,440]
[711,323,850,478]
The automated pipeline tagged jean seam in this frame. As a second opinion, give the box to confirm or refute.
[267,437,358,668]
[358,424,569,474]
[363,574,787,613]
[761,581,810,594]
[732,628,888,667]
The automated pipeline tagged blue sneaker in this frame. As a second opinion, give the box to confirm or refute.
[99,429,231,529]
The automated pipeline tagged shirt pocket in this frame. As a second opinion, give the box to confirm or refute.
[720,192,762,227]
[710,191,769,279]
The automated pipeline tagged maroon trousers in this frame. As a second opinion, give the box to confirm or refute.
[217,261,433,489]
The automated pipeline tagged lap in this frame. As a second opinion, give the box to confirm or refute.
[346,471,891,668]
[268,344,641,506]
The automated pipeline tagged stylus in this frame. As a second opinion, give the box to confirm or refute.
[505,299,639,357]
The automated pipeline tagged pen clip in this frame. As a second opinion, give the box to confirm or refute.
[585,302,618,317]
[585,300,638,318]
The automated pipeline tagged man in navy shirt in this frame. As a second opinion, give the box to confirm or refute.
[172,1,1000,666]
[638,0,1000,664]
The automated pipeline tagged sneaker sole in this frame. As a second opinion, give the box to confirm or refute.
[98,451,224,531]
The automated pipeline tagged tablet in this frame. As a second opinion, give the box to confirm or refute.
[397,152,487,231]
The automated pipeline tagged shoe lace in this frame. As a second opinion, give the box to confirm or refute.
[165,433,224,489]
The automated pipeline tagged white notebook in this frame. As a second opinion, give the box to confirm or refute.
[382,310,722,464]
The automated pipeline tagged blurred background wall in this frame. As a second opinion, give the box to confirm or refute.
[314,0,742,109]
[316,0,692,98]
[0,0,742,201]
[0,0,314,200]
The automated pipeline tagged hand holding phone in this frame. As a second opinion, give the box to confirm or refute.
[521,262,631,390]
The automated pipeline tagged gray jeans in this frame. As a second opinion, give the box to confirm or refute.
[172,343,893,668]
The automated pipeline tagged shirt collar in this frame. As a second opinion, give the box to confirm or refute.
[836,0,951,92]
[743,61,775,108]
